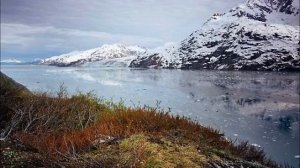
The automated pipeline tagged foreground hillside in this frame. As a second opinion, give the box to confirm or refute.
[0,72,289,167]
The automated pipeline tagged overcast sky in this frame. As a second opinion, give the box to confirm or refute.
[1,0,244,61]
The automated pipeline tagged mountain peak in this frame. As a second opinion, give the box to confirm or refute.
[246,0,299,15]
[100,43,125,49]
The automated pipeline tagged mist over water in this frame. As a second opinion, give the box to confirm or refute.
[1,64,299,167]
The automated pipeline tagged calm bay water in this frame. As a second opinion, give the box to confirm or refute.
[1,64,299,167]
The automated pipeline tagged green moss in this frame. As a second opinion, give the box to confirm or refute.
[145,159,161,168]
[119,134,207,168]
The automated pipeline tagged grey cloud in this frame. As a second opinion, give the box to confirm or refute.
[1,0,245,60]
[1,0,244,38]
[1,23,164,51]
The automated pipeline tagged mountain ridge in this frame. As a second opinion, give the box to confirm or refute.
[41,0,300,71]
[129,0,300,71]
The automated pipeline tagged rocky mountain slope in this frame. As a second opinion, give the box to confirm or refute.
[41,44,146,67]
[130,0,300,71]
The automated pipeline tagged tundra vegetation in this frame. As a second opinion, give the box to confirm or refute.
[0,72,292,167]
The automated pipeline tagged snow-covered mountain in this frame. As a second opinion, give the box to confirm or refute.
[1,58,22,64]
[130,0,300,71]
[41,44,147,67]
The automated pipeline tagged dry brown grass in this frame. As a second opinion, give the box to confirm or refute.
[1,85,283,167]
[10,96,226,152]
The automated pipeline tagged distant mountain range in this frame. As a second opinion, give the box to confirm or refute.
[41,0,300,71]
[1,59,22,65]
[40,44,147,67]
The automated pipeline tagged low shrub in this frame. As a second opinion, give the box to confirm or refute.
[1,84,284,167]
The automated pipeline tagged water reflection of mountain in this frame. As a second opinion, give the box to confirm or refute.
[176,70,299,130]
[250,108,299,130]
